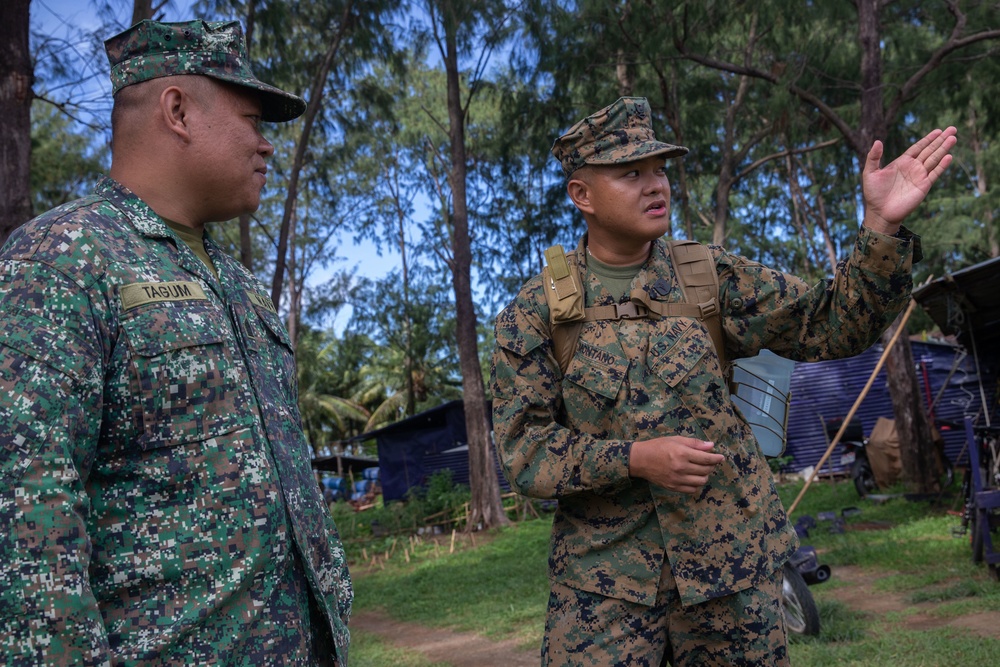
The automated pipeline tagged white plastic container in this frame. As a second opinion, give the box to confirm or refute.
[731,350,796,457]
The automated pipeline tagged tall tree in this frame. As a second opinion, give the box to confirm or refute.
[239,0,257,270]
[426,0,510,529]
[269,0,356,310]
[0,0,33,247]
[349,270,463,430]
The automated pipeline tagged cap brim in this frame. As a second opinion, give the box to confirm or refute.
[211,72,306,122]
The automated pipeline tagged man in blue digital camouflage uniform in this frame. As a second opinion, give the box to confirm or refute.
[0,19,351,666]
[491,97,956,666]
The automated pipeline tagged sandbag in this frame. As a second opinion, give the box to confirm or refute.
[866,417,903,488]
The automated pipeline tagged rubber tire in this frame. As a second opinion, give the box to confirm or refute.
[781,563,821,636]
[972,509,984,564]
[851,458,878,498]
[941,459,955,490]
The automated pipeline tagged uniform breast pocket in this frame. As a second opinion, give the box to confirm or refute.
[245,304,298,405]
[562,338,626,432]
[647,319,716,390]
[121,302,247,449]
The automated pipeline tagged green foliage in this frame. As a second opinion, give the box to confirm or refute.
[331,470,472,556]
[408,469,470,517]
[332,497,426,543]
[768,455,795,474]
[295,327,372,452]
[29,102,106,212]
[348,270,463,430]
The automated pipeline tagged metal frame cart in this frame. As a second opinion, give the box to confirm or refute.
[963,417,1000,579]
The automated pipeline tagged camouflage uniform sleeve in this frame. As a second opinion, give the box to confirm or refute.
[0,260,111,666]
[721,226,915,361]
[490,283,632,500]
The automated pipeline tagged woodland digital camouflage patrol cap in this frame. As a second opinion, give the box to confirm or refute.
[551,97,688,178]
[105,19,306,122]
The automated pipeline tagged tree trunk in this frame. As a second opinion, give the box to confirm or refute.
[0,0,32,248]
[441,7,508,531]
[857,1,939,493]
[271,2,352,310]
[131,0,167,23]
[857,0,884,156]
[389,159,417,416]
[239,2,258,271]
[968,99,997,258]
[132,0,153,24]
[882,316,940,492]
[655,59,686,239]
[286,207,299,351]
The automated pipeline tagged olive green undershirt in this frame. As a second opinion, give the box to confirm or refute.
[586,250,644,302]
[164,219,219,277]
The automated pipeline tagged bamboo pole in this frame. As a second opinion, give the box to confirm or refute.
[787,292,923,515]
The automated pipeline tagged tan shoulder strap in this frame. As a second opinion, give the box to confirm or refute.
[542,245,585,323]
[667,239,727,371]
[542,240,727,375]
[542,245,585,373]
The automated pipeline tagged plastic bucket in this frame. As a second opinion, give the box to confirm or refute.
[731,350,796,457]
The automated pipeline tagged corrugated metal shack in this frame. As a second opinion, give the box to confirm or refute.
[783,340,998,474]
[353,400,509,502]
[786,256,1000,476]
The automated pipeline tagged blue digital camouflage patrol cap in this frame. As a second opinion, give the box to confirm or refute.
[551,97,688,178]
[104,19,306,122]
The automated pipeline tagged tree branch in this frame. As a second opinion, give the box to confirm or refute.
[671,46,862,153]
[887,25,1000,123]
[736,137,841,182]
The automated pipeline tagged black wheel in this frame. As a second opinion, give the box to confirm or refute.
[781,563,821,636]
[851,458,878,497]
[971,508,984,564]
[937,453,955,490]
[942,461,955,489]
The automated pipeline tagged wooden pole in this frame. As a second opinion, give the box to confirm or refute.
[787,294,922,515]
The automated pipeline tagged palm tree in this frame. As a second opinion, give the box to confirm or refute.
[295,328,372,456]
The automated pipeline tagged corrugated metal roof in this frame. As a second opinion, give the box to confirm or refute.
[784,340,998,473]
[913,256,1000,347]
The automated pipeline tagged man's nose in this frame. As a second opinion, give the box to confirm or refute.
[259,136,275,158]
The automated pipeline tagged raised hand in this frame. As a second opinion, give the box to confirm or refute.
[862,126,958,235]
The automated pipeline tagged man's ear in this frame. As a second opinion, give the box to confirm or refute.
[567,176,594,215]
[160,85,192,141]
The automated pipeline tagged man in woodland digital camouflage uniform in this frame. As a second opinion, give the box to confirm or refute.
[491,97,956,666]
[0,20,351,666]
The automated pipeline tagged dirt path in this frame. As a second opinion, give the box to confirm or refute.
[351,610,538,667]
[822,564,1000,638]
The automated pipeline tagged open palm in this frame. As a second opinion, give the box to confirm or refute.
[862,127,958,231]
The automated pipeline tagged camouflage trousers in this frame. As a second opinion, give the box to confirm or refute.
[541,564,788,667]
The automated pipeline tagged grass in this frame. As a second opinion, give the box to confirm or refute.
[346,478,1000,666]
[351,518,551,649]
[349,629,450,667]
